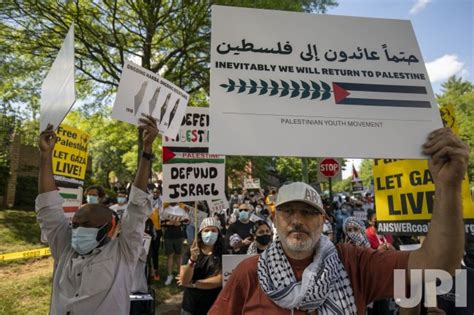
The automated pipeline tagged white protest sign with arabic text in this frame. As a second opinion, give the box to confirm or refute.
[210,6,442,159]
[112,61,189,138]
[40,24,75,131]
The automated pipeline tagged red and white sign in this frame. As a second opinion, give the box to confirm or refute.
[319,158,340,178]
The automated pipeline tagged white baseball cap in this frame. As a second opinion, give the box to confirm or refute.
[276,182,325,214]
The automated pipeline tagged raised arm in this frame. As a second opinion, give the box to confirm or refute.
[119,115,158,262]
[408,128,469,275]
[38,124,57,193]
[36,124,71,259]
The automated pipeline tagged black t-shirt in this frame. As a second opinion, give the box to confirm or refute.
[161,221,185,239]
[181,248,222,314]
[225,220,254,254]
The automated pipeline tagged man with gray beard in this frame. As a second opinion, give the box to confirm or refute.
[209,128,468,315]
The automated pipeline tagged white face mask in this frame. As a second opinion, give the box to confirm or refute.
[86,195,99,204]
[71,225,107,255]
[201,231,219,246]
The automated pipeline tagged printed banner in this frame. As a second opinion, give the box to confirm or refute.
[374,104,474,236]
[58,186,83,218]
[52,124,89,180]
[163,107,226,202]
[111,61,189,138]
[209,6,443,158]
[40,24,75,131]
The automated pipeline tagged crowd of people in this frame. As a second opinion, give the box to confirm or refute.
[36,117,472,315]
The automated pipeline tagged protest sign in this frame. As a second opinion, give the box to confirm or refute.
[374,159,473,235]
[112,61,189,138]
[142,234,152,255]
[207,199,230,215]
[40,23,76,131]
[352,208,368,222]
[374,104,473,236]
[58,186,83,218]
[52,124,89,181]
[209,6,443,159]
[222,254,255,286]
[163,107,226,202]
[244,178,261,189]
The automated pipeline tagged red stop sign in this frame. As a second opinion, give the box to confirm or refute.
[319,158,340,178]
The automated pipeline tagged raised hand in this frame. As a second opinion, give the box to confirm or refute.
[138,114,158,149]
[38,124,57,153]
[190,239,200,261]
[422,128,469,187]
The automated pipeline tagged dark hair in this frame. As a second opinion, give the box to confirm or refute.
[85,185,106,198]
[251,220,272,235]
[367,209,376,221]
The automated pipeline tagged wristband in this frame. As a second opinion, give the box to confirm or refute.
[188,259,196,267]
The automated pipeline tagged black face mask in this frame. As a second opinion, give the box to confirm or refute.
[261,209,269,217]
[256,234,272,246]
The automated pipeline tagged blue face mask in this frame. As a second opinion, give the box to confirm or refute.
[201,231,219,246]
[71,226,106,255]
[239,211,249,221]
[86,195,99,204]
[117,197,127,204]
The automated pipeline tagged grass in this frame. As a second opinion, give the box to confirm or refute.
[0,257,53,315]
[0,209,185,314]
[0,209,43,255]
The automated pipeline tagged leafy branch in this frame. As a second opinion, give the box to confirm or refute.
[219,79,332,100]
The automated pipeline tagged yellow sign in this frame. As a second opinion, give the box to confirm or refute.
[0,247,51,261]
[52,124,90,180]
[374,105,474,235]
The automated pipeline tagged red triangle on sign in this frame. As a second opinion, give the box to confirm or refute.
[162,147,176,163]
[332,83,350,103]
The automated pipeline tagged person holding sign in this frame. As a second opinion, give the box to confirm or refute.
[209,128,469,315]
[177,217,223,315]
[225,203,254,254]
[36,115,158,315]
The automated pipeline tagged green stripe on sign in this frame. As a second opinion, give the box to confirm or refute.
[164,158,225,164]
[60,193,78,199]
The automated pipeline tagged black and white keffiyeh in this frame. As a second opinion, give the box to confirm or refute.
[247,241,259,255]
[257,235,357,314]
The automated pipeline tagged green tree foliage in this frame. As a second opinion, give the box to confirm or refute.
[63,111,162,187]
[331,177,352,193]
[437,76,474,182]
[1,0,338,188]
[274,157,319,184]
[358,159,373,188]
